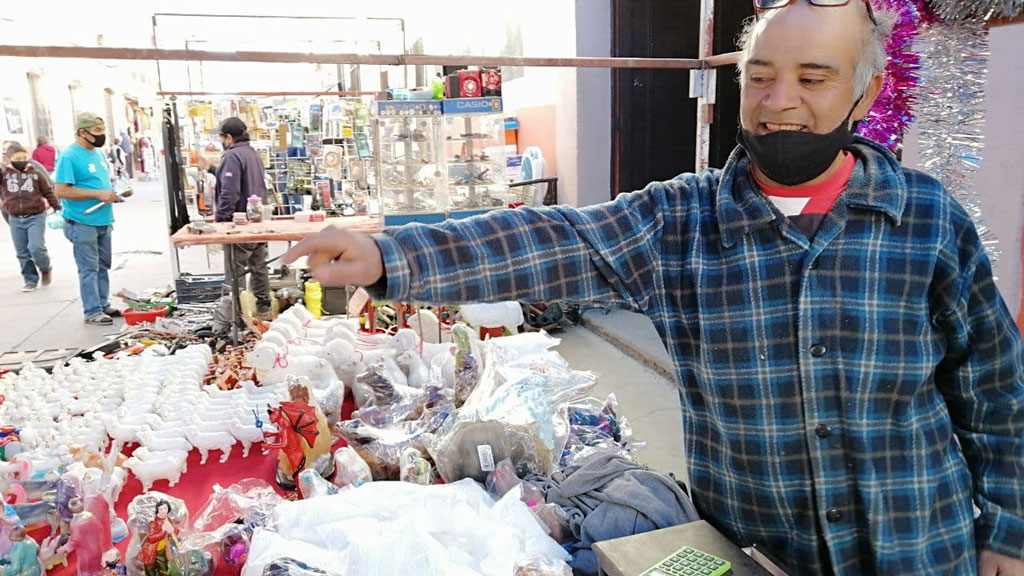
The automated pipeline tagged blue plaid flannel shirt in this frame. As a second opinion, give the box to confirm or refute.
[371,137,1024,574]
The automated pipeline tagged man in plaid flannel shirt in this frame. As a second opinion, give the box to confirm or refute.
[285,1,1023,574]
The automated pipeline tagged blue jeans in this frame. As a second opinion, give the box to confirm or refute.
[63,220,111,318]
[9,212,51,285]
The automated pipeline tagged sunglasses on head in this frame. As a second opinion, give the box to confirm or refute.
[752,0,878,26]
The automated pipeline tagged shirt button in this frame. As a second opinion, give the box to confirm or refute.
[826,508,842,523]
[815,424,832,438]
[810,344,827,357]
[808,258,819,270]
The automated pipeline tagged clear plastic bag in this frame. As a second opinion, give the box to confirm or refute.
[259,557,342,576]
[430,332,597,483]
[332,447,372,489]
[398,448,433,485]
[485,458,544,507]
[350,385,445,428]
[124,492,190,576]
[249,479,570,576]
[184,480,285,574]
[189,480,283,538]
[297,469,340,499]
[513,556,573,576]
[335,405,452,481]
[560,394,645,467]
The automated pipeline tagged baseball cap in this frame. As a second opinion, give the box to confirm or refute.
[76,112,105,131]
[219,117,247,137]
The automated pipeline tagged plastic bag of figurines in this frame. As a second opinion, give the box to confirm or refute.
[125,493,210,576]
[513,556,573,576]
[187,481,283,574]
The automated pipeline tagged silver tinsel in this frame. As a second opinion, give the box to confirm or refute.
[926,0,1023,22]
[912,21,999,263]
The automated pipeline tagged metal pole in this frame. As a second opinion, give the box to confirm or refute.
[0,44,718,70]
[695,0,717,172]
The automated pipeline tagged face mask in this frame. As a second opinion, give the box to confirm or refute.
[83,131,107,148]
[737,100,861,186]
[10,161,28,171]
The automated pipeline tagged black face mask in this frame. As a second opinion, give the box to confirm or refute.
[737,101,861,186]
[82,131,107,148]
[10,161,28,171]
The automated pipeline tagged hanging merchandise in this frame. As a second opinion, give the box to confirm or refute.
[910,19,998,261]
[309,103,322,132]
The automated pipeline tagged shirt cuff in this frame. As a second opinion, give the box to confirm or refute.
[975,505,1024,560]
[371,232,411,301]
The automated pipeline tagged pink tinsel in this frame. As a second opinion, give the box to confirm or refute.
[856,0,922,151]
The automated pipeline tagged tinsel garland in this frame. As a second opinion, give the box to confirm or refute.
[911,21,999,261]
[856,0,921,151]
[926,0,1023,22]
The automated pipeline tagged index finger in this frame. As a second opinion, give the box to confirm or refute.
[281,227,351,264]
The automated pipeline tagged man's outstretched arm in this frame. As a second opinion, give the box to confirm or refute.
[284,183,675,308]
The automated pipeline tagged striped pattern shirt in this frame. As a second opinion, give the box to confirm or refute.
[755,152,854,239]
[370,136,1024,575]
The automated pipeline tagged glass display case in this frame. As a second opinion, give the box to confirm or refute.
[373,103,446,226]
[373,98,509,225]
[441,111,511,218]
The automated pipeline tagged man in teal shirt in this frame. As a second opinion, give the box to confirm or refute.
[54,112,122,326]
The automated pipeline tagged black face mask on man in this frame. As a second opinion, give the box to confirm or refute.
[737,97,863,186]
[10,161,28,171]
[82,131,107,149]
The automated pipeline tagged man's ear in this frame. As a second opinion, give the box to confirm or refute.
[853,73,884,121]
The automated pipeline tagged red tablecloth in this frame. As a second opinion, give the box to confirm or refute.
[43,397,356,576]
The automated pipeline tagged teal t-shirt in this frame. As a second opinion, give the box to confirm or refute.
[54,143,114,226]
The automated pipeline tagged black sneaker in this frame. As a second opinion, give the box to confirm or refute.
[103,307,123,318]
[85,313,113,326]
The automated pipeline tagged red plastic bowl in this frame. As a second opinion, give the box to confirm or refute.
[123,305,169,326]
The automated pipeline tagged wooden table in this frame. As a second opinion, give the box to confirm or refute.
[593,521,772,576]
[170,216,384,342]
[169,215,383,247]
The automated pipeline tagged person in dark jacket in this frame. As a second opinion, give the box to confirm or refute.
[215,117,271,318]
[2,145,61,291]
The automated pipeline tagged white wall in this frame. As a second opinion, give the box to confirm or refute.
[902,23,1024,316]
[573,0,612,207]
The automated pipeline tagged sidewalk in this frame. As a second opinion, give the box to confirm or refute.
[580,307,676,383]
[0,178,223,352]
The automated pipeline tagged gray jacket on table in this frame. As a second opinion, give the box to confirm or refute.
[215,141,267,222]
[528,452,700,575]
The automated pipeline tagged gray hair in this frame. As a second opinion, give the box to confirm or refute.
[736,4,897,98]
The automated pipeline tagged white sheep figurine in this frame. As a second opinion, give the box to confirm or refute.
[227,418,265,458]
[389,329,456,365]
[458,301,524,334]
[132,447,189,474]
[137,431,192,454]
[184,426,236,465]
[396,349,430,389]
[124,455,185,492]
[246,345,338,385]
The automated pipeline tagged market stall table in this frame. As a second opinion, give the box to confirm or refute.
[170,217,384,342]
[44,397,357,576]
